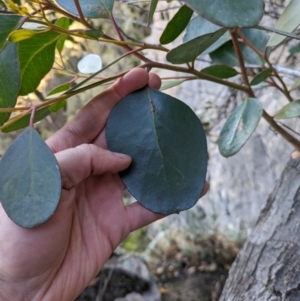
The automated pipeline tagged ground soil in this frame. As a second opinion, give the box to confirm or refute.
[75,235,239,301]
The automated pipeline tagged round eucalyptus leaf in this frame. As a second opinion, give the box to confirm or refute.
[77,54,102,74]
[55,0,114,19]
[218,98,262,157]
[106,87,207,215]
[0,128,61,228]
[182,0,264,28]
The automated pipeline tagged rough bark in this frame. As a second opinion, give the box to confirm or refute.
[219,156,300,301]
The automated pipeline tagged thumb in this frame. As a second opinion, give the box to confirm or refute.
[55,144,131,189]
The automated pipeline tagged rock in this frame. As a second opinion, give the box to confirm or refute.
[186,266,196,275]
[115,292,146,301]
[116,254,161,301]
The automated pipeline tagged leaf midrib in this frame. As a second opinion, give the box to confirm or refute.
[146,88,172,193]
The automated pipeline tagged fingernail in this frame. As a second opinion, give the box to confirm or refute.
[113,152,131,159]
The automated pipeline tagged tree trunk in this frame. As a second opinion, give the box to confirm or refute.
[219,155,300,301]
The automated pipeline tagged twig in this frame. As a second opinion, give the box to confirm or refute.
[245,64,300,77]
[236,29,264,58]
[277,121,300,137]
[96,269,114,301]
[146,61,250,93]
[230,29,252,94]
[29,106,37,128]
[263,111,300,149]
[73,0,92,29]
[231,28,300,149]
[44,2,94,29]
[237,29,293,102]
[110,12,124,41]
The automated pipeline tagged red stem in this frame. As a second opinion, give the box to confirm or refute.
[29,107,37,128]
[110,13,124,41]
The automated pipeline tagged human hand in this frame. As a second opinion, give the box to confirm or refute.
[0,68,208,301]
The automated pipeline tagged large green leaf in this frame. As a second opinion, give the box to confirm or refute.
[182,0,263,28]
[160,5,193,45]
[267,0,300,47]
[218,98,262,157]
[210,29,269,66]
[0,128,61,228]
[106,87,207,215]
[0,14,22,50]
[275,100,300,120]
[183,16,231,54]
[167,28,227,64]
[0,42,20,126]
[56,0,114,19]
[148,0,159,26]
[18,31,61,96]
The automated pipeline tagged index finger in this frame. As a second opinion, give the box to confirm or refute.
[46,68,161,153]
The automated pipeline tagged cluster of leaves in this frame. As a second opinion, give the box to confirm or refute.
[1,0,300,227]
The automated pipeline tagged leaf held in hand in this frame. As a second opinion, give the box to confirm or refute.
[0,128,61,228]
[106,87,207,215]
